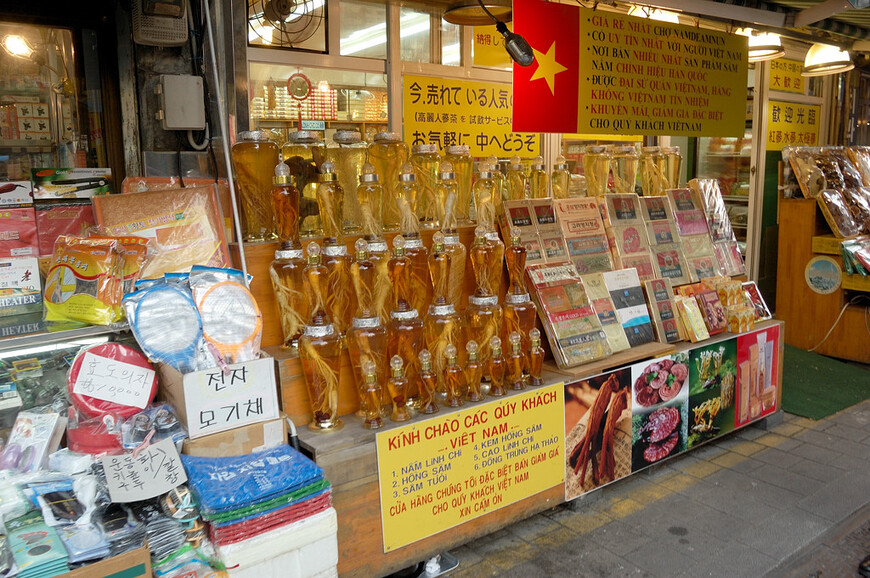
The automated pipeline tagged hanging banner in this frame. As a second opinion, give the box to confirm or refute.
[512,0,748,137]
[769,59,808,95]
[377,384,564,551]
[765,100,821,151]
[404,75,541,158]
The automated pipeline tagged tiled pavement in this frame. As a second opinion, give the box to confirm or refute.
[447,400,870,577]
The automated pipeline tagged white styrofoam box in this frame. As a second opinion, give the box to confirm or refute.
[217,507,337,570]
[225,536,338,578]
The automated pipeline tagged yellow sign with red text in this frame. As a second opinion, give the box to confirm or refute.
[377,384,565,551]
[403,74,541,157]
[769,59,807,94]
[473,24,512,68]
[766,100,821,151]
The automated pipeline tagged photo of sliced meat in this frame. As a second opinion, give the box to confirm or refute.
[641,406,680,443]
[633,357,687,407]
[633,402,685,470]
[670,362,688,382]
[643,432,680,463]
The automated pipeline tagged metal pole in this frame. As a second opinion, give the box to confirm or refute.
[202,0,249,282]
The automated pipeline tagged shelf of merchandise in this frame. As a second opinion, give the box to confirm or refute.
[0,322,127,354]
[295,320,784,578]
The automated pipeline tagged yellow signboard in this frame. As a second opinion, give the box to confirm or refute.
[564,133,643,142]
[473,24,512,68]
[403,74,541,158]
[769,59,807,94]
[377,384,565,551]
[766,100,821,151]
[577,8,748,137]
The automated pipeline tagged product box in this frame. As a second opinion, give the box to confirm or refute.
[0,182,33,207]
[0,256,42,317]
[602,193,643,226]
[521,233,546,266]
[601,268,655,347]
[539,231,568,263]
[34,202,97,257]
[0,206,38,258]
[639,195,674,222]
[619,253,657,282]
[182,416,287,457]
[32,168,112,199]
[646,220,681,246]
[501,200,536,233]
[529,199,559,233]
[157,356,280,439]
[696,289,728,335]
[581,272,631,353]
[64,545,151,578]
[652,243,692,286]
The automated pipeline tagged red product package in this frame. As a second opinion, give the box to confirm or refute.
[0,206,38,258]
[34,202,96,257]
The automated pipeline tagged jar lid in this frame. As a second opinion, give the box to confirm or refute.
[661,145,680,154]
[374,131,401,143]
[611,145,637,155]
[412,143,438,154]
[641,146,661,153]
[585,145,606,154]
[333,130,362,144]
[237,130,272,142]
[288,130,321,143]
[445,144,470,155]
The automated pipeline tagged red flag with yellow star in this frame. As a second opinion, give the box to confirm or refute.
[512,0,580,133]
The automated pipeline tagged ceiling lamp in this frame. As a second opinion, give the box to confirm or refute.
[627,6,680,23]
[443,0,511,26]
[736,28,785,62]
[802,42,854,76]
[2,35,34,59]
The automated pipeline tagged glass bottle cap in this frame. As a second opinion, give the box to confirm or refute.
[466,340,479,361]
[362,359,377,380]
[661,145,680,154]
[333,130,362,144]
[477,162,493,179]
[641,146,661,153]
[532,155,545,169]
[510,155,522,169]
[412,143,438,154]
[374,132,401,143]
[439,161,455,179]
[237,130,272,142]
[489,335,502,353]
[392,235,405,255]
[530,327,541,345]
[398,163,416,182]
[509,331,522,350]
[274,161,292,185]
[510,226,521,245]
[319,160,338,182]
[432,231,445,251]
[355,238,369,259]
[390,355,404,376]
[419,349,432,366]
[611,145,638,155]
[474,225,487,240]
[307,242,321,264]
[445,343,458,362]
[554,154,568,170]
[360,162,379,183]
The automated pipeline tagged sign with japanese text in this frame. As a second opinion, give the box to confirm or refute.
[403,74,541,158]
[473,24,512,68]
[102,437,188,502]
[183,357,279,439]
[766,100,820,151]
[512,0,748,136]
[377,384,564,552]
[72,352,156,410]
[769,59,807,94]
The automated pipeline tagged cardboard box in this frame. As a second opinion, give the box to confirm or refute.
[65,545,151,578]
[157,356,280,439]
[182,415,288,457]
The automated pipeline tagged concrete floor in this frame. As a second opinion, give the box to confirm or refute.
[447,400,870,577]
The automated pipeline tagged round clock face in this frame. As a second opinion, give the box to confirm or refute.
[287,73,311,101]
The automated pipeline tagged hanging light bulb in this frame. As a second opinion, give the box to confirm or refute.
[627,6,680,23]
[802,42,854,77]
[2,35,34,59]
[736,28,785,62]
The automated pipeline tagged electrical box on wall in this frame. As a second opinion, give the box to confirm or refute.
[156,75,206,131]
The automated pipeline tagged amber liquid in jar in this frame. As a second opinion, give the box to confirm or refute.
[444,145,473,222]
[324,245,357,336]
[410,144,441,228]
[282,134,326,236]
[368,134,409,231]
[269,248,310,348]
[326,132,367,233]
[231,136,279,241]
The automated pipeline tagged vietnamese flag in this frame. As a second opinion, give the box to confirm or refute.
[512,0,580,133]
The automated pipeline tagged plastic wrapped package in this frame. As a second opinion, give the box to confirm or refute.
[66,407,124,455]
[818,189,860,238]
[828,147,864,189]
[688,178,736,243]
[67,342,158,419]
[153,544,220,578]
[841,188,870,234]
[121,404,187,450]
[43,235,124,325]
[34,202,96,258]
[848,146,870,186]
[787,147,827,198]
[92,186,231,278]
[124,284,202,373]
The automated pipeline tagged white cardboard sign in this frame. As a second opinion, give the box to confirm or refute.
[72,351,155,409]
[101,437,188,503]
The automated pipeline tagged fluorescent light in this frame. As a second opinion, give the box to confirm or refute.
[737,28,784,62]
[627,6,680,23]
[341,12,430,55]
[802,42,853,77]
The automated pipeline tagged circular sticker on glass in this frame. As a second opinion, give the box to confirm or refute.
[804,256,841,295]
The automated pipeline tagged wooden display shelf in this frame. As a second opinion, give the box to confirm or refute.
[544,340,676,379]
[810,233,869,256]
[842,274,870,292]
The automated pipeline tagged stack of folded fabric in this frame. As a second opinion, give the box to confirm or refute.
[182,444,337,577]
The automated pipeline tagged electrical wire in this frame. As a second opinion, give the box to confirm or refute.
[808,295,870,352]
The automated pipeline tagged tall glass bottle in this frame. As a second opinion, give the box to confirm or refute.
[444,145,473,223]
[358,162,384,234]
[348,239,388,418]
[465,226,503,378]
[299,242,343,431]
[506,331,525,391]
[417,349,439,415]
[362,360,383,430]
[435,161,459,228]
[502,227,537,357]
[319,162,355,337]
[397,163,421,215]
[611,145,639,195]
[231,131,279,241]
[272,161,300,248]
[528,156,550,199]
[551,155,571,199]
[488,336,506,397]
[359,166,392,325]
[528,328,544,386]
[387,236,424,406]
[476,184,505,301]
[583,145,611,196]
[486,155,506,204]
[506,156,527,201]
[282,131,326,237]
[662,145,682,189]
[423,232,462,399]
[317,160,344,244]
[386,355,411,422]
[473,163,499,232]
[465,340,484,402]
[368,132,408,232]
[443,344,465,408]
[639,146,666,197]
[326,130,367,233]
[398,175,433,317]
[440,190,467,312]
[410,144,441,229]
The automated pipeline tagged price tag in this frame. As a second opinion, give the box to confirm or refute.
[101,437,188,503]
[72,351,155,409]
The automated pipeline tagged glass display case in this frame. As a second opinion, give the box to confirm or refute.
[696,126,752,248]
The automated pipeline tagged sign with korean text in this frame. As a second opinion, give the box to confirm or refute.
[183,357,279,439]
[403,74,541,158]
[377,384,564,552]
[766,100,820,151]
[512,0,748,137]
[72,351,156,410]
[473,24,512,68]
[102,437,188,502]
[769,59,807,94]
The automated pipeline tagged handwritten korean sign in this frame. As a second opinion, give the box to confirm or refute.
[769,59,807,95]
[182,358,279,439]
[403,74,541,158]
[72,352,156,409]
[101,437,187,502]
[765,100,821,151]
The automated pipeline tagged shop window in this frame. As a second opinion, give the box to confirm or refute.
[339,0,387,60]
[441,19,461,66]
[248,63,388,143]
[247,0,328,52]
[400,6,430,63]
